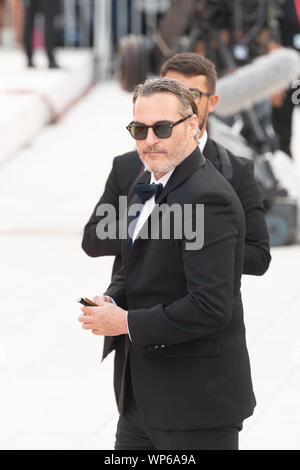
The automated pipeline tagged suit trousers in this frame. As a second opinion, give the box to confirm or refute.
[115,365,243,451]
[23,0,57,63]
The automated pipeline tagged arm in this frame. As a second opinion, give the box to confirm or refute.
[104,264,128,310]
[237,160,271,276]
[82,157,122,258]
[127,192,243,351]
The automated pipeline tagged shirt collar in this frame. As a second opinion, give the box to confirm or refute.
[198,130,208,153]
[150,168,174,187]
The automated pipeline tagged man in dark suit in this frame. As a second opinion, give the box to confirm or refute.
[83,53,271,280]
[83,53,271,367]
[79,78,256,450]
[23,0,59,68]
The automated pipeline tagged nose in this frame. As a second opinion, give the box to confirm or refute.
[145,127,159,146]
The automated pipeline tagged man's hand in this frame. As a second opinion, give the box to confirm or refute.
[271,89,286,108]
[78,295,128,336]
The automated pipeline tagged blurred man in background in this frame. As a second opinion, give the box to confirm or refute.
[23,0,59,68]
[0,0,23,46]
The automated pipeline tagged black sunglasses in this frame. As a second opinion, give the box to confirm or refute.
[126,115,192,140]
[189,88,213,104]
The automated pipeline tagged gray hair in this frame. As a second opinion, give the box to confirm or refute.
[133,77,198,118]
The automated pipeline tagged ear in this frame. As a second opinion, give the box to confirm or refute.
[207,94,219,114]
[189,114,200,138]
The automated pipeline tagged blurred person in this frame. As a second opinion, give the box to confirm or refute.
[22,0,59,68]
[11,0,24,45]
[1,0,24,46]
[244,0,300,157]
[0,0,5,35]
[82,53,271,281]
[269,0,300,158]
[0,0,9,44]
[78,77,256,450]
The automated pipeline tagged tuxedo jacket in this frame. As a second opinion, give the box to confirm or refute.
[103,146,256,430]
[82,138,271,278]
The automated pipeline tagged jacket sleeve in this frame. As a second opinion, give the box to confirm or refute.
[82,157,122,258]
[127,191,243,351]
[104,265,128,310]
[237,159,271,275]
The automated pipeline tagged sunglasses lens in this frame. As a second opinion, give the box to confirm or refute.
[153,124,172,139]
[130,125,147,140]
[128,121,176,140]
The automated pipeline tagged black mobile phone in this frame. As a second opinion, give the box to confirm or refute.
[77,297,97,307]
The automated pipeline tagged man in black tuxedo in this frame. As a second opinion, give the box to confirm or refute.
[83,53,271,280]
[79,78,256,450]
[82,53,271,365]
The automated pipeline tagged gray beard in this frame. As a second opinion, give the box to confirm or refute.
[141,138,191,176]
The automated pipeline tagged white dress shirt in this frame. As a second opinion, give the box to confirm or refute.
[198,130,208,154]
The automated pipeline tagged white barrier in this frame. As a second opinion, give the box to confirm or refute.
[0,49,94,164]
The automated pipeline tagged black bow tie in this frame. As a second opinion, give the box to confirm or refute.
[133,182,164,203]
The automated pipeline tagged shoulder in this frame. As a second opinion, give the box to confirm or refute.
[176,159,241,208]
[225,152,257,195]
[111,150,142,194]
[226,151,254,174]
[205,138,254,179]
[216,143,255,190]
[113,150,142,171]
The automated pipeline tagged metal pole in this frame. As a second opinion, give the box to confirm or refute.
[94,0,112,81]
[63,0,76,47]
[116,0,128,43]
[131,0,142,35]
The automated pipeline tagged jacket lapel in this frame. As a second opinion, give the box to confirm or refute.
[203,138,219,165]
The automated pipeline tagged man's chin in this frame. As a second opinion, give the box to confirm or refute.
[146,164,174,175]
[139,155,174,174]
